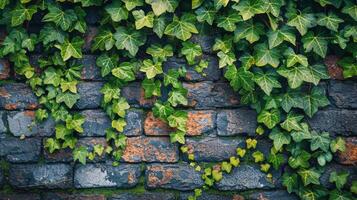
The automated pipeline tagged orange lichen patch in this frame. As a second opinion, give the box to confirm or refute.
[24,110,35,118]
[229,97,239,105]
[144,112,174,135]
[232,194,245,200]
[122,137,145,161]
[0,88,10,98]
[186,111,213,136]
[127,171,135,184]
[324,55,344,80]
[147,165,174,187]
[26,103,39,110]
[4,103,17,110]
[139,88,156,106]
[337,137,357,165]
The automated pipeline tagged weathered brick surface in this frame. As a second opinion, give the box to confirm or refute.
[75,82,104,109]
[0,111,7,133]
[189,34,216,54]
[74,163,141,188]
[109,192,176,200]
[121,82,156,108]
[80,109,110,137]
[0,169,3,188]
[0,83,38,110]
[43,145,73,163]
[329,80,357,108]
[336,137,357,165]
[77,137,108,162]
[185,137,244,162]
[324,56,343,80]
[0,193,41,200]
[145,164,204,191]
[9,164,73,189]
[0,135,40,163]
[217,109,257,136]
[183,82,239,109]
[0,59,10,80]
[43,193,106,200]
[145,110,216,136]
[122,136,179,163]
[179,193,237,200]
[122,109,144,136]
[7,111,55,137]
[163,56,221,81]
[80,55,103,81]
[307,109,357,136]
[320,164,356,188]
[215,164,279,190]
[248,190,298,200]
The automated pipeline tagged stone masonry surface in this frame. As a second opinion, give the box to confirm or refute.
[0,33,357,200]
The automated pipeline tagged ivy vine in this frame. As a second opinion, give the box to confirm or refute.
[0,0,357,200]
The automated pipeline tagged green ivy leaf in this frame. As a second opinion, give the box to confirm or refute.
[56,91,80,108]
[342,2,357,21]
[253,70,281,95]
[55,124,72,140]
[216,12,242,32]
[164,15,198,41]
[43,67,61,87]
[114,27,146,56]
[269,127,290,150]
[310,131,331,152]
[258,109,281,129]
[280,112,303,132]
[11,4,37,26]
[73,146,88,165]
[44,138,61,153]
[282,173,298,193]
[289,150,311,169]
[284,48,308,67]
[142,78,161,98]
[146,0,178,16]
[302,31,328,58]
[112,62,136,81]
[224,65,254,91]
[100,83,120,104]
[234,20,265,43]
[153,101,174,119]
[195,6,216,25]
[122,0,143,11]
[302,87,329,117]
[112,97,130,118]
[153,15,169,38]
[167,110,188,131]
[298,168,321,186]
[277,65,312,89]
[268,152,285,170]
[132,10,154,29]
[168,87,188,107]
[330,137,346,153]
[170,130,186,144]
[329,189,353,200]
[55,37,84,61]
[66,114,85,133]
[0,0,10,9]
[91,29,115,51]
[291,123,312,142]
[221,161,232,173]
[254,42,280,68]
[146,44,173,62]
[338,57,357,79]
[105,1,128,22]
[181,41,202,65]
[39,24,66,45]
[287,11,316,35]
[164,69,181,88]
[267,26,296,49]
[317,12,344,32]
[140,59,163,79]
[96,54,118,77]
[42,5,77,31]
[112,119,127,132]
[232,0,268,20]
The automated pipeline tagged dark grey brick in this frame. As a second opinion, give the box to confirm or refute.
[217,109,257,136]
[0,59,10,80]
[80,110,110,137]
[215,165,279,190]
[184,137,244,162]
[109,192,176,200]
[145,164,204,191]
[123,109,144,136]
[42,193,106,200]
[80,55,103,81]
[0,111,7,133]
[74,163,141,188]
[189,34,216,54]
[180,193,237,200]
[163,56,221,82]
[0,136,40,163]
[307,109,357,136]
[121,82,156,108]
[7,111,55,137]
[0,193,41,200]
[320,164,356,189]
[0,83,38,110]
[247,190,298,200]
[329,80,357,109]
[183,81,239,109]
[43,145,73,163]
[9,164,73,189]
[75,82,104,109]
[0,169,3,188]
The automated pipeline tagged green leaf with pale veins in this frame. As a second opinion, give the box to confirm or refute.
[224,65,255,91]
[338,57,357,79]
[0,0,10,9]
[330,137,346,153]
[195,6,216,25]
[217,51,236,68]
[132,10,154,29]
[302,31,328,58]
[73,146,88,165]
[168,87,188,107]
[112,97,130,118]
[140,59,163,79]
[298,168,321,186]
[310,131,331,152]
[153,101,174,119]
[42,5,77,31]
[11,4,37,26]
[45,138,61,154]
[342,2,357,21]
[96,53,118,77]
[266,0,284,17]
[269,127,290,150]
[267,26,296,49]
[39,24,66,45]
[291,123,312,142]
[56,91,80,108]
[91,29,115,51]
[73,0,102,7]
[122,0,143,11]
[329,171,349,190]
[167,110,188,131]
[277,65,311,89]
[43,67,61,87]
[153,15,169,38]
[164,15,198,41]
[105,1,128,22]
[253,70,281,95]
[284,48,308,67]
[289,150,311,169]
[55,37,84,61]
[254,42,280,68]
[258,109,281,129]
[146,44,173,62]
[280,112,303,132]
[281,90,303,113]
[302,86,329,117]
[234,20,265,43]
[142,78,162,98]
[112,62,136,82]
[216,12,242,32]
[287,11,316,36]
[145,0,178,16]
[282,173,298,193]
[181,41,202,65]
[114,27,146,56]
[232,0,268,21]
[213,0,230,10]
[316,12,344,32]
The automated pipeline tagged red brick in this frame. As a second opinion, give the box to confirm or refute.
[324,55,344,80]
[144,112,174,136]
[337,137,357,165]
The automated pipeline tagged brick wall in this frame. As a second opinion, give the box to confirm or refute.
[0,35,356,200]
